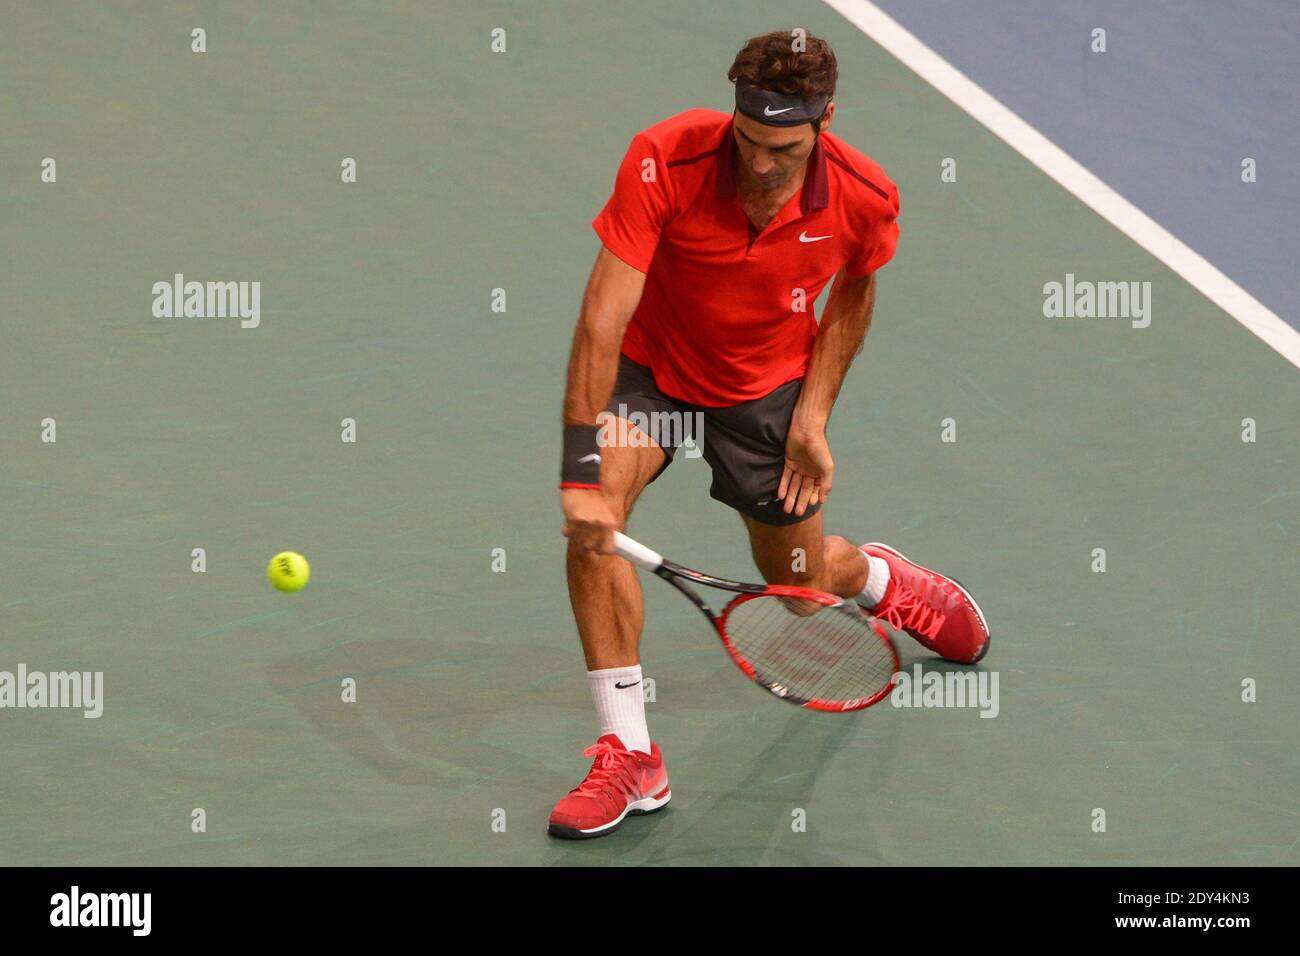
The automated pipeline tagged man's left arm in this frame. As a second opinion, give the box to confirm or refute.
[778,268,877,516]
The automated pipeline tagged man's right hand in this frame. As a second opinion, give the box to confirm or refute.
[561,488,619,554]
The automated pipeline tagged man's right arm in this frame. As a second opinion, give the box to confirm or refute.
[560,245,647,552]
[563,246,646,429]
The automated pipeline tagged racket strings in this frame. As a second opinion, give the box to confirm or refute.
[724,596,896,705]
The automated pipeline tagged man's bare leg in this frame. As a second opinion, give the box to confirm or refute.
[552,430,673,837]
[566,423,666,670]
[740,510,873,597]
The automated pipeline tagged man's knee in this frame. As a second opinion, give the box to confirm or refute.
[604,450,663,522]
[564,491,636,569]
[743,522,832,590]
[752,537,827,587]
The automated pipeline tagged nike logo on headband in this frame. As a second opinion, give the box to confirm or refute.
[763,105,795,116]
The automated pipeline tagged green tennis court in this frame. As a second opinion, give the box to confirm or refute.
[2,0,1296,865]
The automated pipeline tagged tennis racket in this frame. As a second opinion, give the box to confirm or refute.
[613,532,899,712]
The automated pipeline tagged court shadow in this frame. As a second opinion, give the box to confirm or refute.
[266,637,577,791]
[641,700,905,866]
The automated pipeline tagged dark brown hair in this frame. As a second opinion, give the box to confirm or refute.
[727,30,838,101]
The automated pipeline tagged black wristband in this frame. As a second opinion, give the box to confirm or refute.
[560,424,602,488]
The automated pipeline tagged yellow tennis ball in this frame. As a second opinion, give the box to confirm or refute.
[267,551,310,592]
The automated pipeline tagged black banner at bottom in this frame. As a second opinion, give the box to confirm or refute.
[0,866,1284,940]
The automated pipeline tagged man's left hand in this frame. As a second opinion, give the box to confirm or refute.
[778,425,834,516]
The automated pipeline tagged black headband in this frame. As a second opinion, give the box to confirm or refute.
[734,84,830,127]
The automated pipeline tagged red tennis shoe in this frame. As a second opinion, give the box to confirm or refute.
[547,734,671,840]
[860,543,990,664]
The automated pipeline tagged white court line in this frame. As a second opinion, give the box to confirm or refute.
[824,0,1300,369]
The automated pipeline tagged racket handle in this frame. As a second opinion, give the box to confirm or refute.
[612,532,664,571]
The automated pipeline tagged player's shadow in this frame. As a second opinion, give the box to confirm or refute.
[538,703,899,866]
[539,643,924,865]
[267,637,576,791]
[669,706,903,865]
[640,640,943,865]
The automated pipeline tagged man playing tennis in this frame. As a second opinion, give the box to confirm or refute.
[552,31,989,839]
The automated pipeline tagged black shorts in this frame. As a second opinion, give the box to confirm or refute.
[603,355,821,526]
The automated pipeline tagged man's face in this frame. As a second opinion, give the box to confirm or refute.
[732,104,833,191]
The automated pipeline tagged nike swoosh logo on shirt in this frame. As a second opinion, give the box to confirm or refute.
[763,105,795,116]
[799,231,833,243]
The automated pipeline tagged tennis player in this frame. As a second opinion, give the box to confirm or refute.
[551,31,989,839]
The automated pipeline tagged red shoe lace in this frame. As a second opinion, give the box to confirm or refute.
[879,583,946,639]
[576,740,636,796]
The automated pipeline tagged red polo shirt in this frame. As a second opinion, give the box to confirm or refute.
[592,109,900,407]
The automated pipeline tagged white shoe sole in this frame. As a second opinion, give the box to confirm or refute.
[548,785,672,840]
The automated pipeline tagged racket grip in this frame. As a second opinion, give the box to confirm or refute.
[612,532,664,571]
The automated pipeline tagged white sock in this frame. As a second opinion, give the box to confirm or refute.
[859,555,890,608]
[587,665,651,754]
